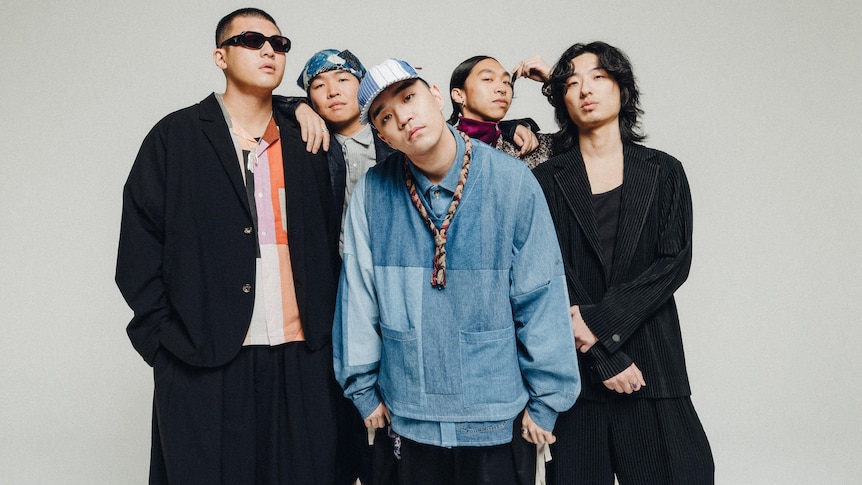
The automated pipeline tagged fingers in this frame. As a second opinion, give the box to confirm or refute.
[632,366,646,392]
[364,417,383,429]
[304,127,328,154]
[363,413,387,429]
[363,403,391,429]
[603,378,636,394]
[511,55,551,82]
[602,364,647,394]
[295,104,329,154]
[520,409,556,445]
[322,130,330,152]
[520,425,557,445]
[517,133,539,156]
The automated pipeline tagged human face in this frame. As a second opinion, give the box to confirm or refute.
[214,16,286,95]
[452,58,513,122]
[371,79,449,161]
[563,52,621,133]
[308,70,362,134]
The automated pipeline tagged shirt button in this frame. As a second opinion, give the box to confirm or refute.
[242,284,252,294]
[244,227,253,234]
[260,231,267,237]
[433,189,441,198]
[612,334,621,343]
[257,192,264,198]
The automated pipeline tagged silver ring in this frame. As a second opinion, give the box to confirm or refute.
[321,128,329,133]
[521,427,528,434]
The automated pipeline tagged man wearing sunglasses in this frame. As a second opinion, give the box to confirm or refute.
[117,8,345,484]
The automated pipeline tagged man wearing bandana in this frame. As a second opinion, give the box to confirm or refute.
[290,49,397,253]
[333,59,581,485]
[277,48,400,485]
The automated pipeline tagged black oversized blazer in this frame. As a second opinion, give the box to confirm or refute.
[116,93,339,368]
[533,143,695,401]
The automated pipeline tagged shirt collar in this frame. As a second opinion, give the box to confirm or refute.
[334,123,374,147]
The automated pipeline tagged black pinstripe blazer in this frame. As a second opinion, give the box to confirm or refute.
[533,143,694,401]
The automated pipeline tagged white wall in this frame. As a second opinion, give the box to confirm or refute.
[1,1,860,483]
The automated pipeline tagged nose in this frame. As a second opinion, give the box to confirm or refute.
[260,41,275,58]
[395,108,413,129]
[579,79,592,97]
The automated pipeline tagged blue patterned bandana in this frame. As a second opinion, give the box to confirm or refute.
[296,49,367,92]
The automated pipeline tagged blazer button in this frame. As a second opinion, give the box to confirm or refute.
[612,334,621,343]
[243,227,253,234]
[242,284,252,293]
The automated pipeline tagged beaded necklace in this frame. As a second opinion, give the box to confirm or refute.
[403,131,472,289]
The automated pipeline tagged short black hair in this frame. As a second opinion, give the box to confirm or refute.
[543,41,645,150]
[215,8,279,47]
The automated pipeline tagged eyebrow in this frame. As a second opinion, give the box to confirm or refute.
[572,66,605,77]
[477,68,511,79]
[372,79,419,122]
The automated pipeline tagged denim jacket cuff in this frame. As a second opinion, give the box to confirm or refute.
[526,400,559,433]
[353,386,383,420]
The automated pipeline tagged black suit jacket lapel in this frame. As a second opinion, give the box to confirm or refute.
[553,149,604,265]
[199,94,251,216]
[610,144,659,284]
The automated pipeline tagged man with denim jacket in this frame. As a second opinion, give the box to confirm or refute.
[333,59,581,485]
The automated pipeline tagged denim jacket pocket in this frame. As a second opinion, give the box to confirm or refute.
[460,326,521,406]
[380,326,420,406]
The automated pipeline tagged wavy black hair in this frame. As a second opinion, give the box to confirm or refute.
[543,41,645,151]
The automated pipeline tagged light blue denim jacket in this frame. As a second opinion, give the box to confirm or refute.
[333,126,580,447]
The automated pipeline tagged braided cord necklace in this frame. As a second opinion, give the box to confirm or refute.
[403,131,472,289]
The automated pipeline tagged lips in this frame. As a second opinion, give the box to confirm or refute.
[408,126,423,141]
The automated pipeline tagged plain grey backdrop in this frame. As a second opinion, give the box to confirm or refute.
[1,0,860,483]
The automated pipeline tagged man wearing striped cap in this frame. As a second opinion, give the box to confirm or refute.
[333,58,581,485]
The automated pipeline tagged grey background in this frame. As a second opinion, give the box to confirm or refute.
[1,0,860,483]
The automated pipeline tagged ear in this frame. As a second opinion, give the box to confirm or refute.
[213,48,228,71]
[376,131,395,149]
[429,85,445,110]
[451,87,465,106]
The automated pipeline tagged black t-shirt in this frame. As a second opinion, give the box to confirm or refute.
[591,185,622,283]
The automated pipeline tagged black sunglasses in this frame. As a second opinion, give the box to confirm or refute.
[219,31,291,53]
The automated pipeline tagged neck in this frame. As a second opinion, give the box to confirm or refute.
[578,124,623,160]
[333,118,364,138]
[222,88,273,135]
[410,128,458,185]
[457,116,500,145]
